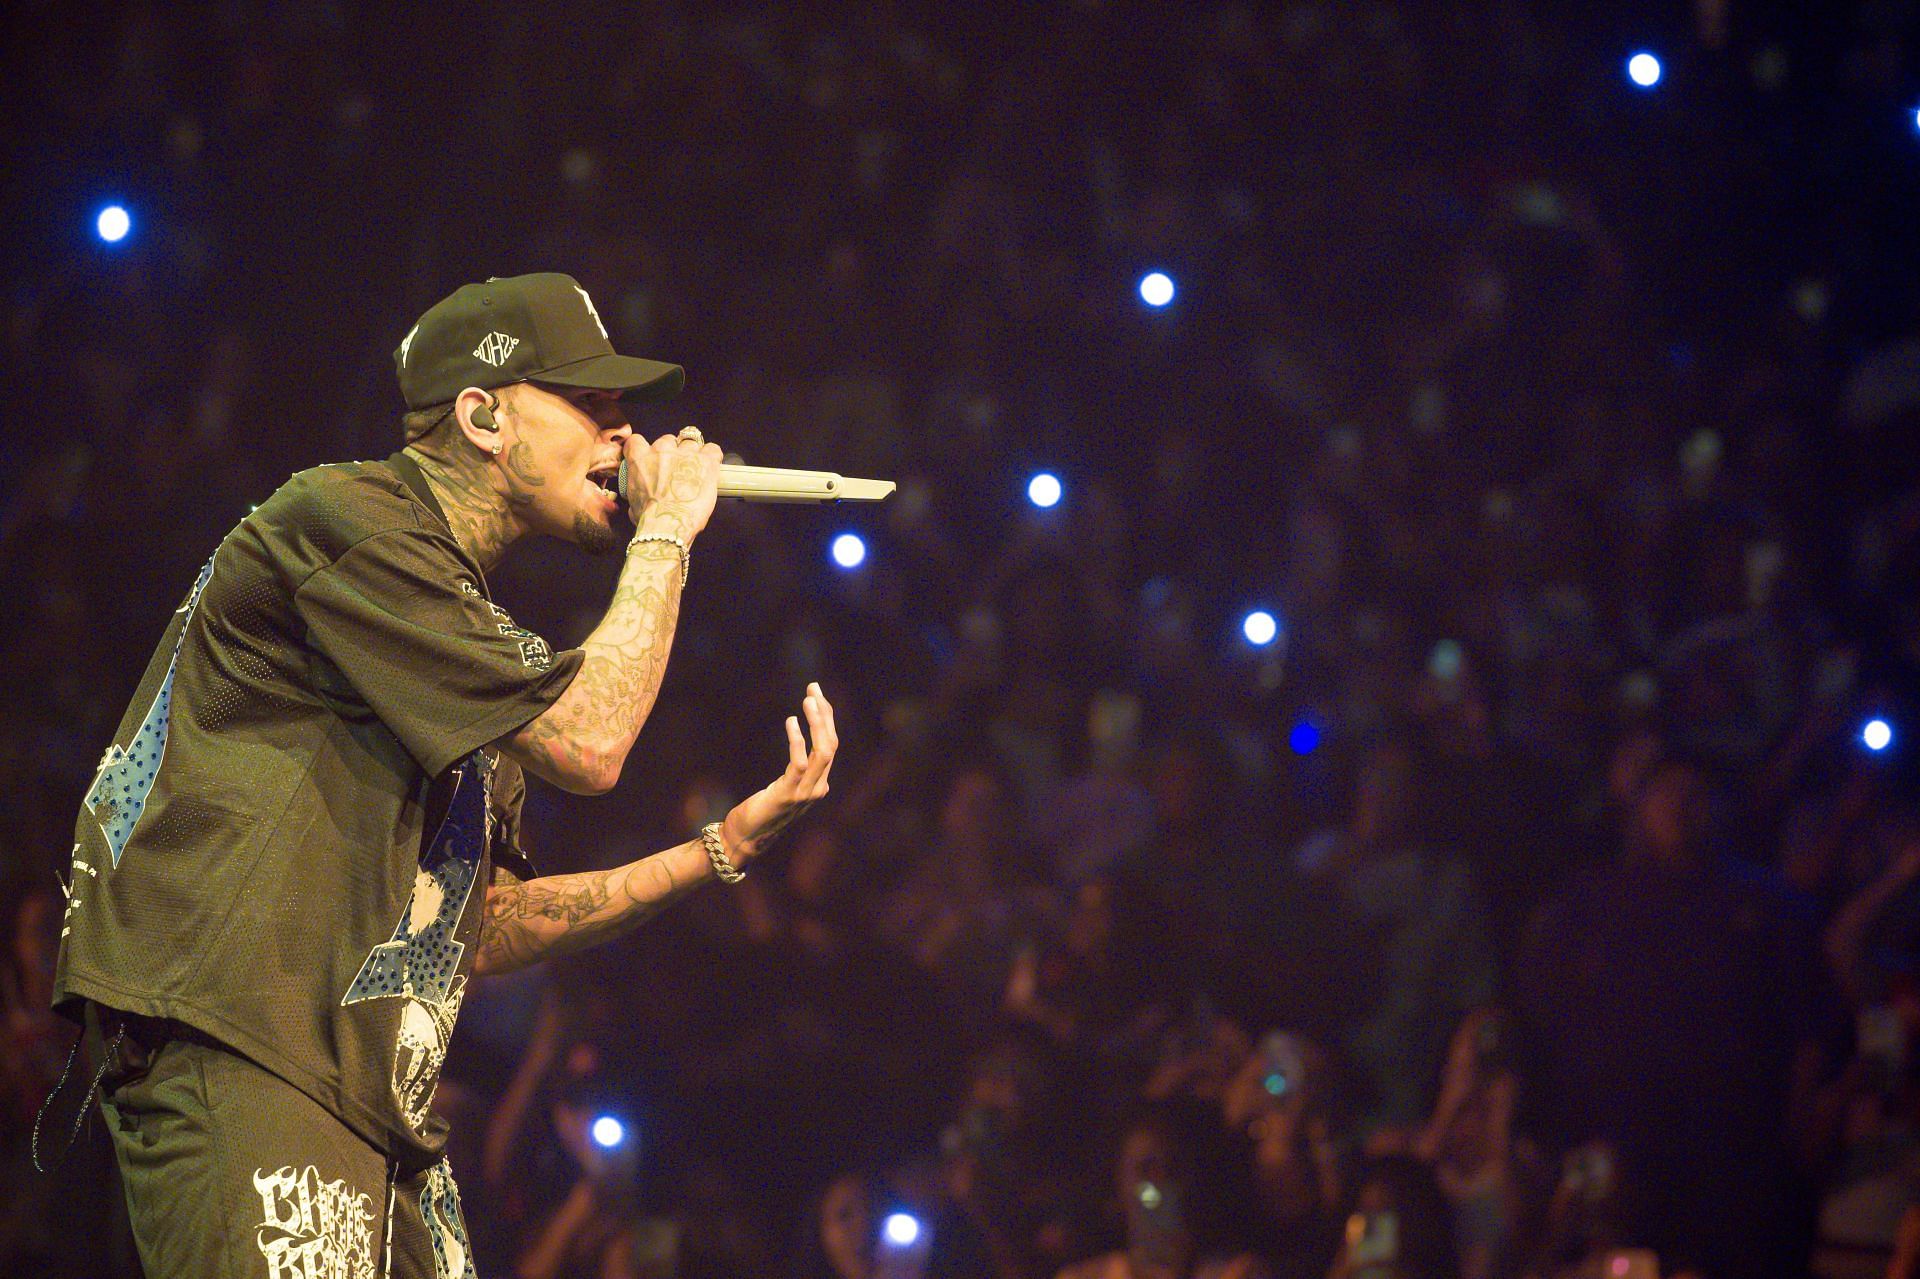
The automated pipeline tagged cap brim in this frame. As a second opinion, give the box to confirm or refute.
[533,353,685,402]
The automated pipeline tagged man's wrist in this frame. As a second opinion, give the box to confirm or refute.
[717,817,761,865]
[632,508,697,543]
[700,822,747,883]
[625,528,691,588]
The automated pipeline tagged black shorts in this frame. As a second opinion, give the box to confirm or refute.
[91,1007,476,1279]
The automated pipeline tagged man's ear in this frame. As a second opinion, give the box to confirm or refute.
[453,386,503,456]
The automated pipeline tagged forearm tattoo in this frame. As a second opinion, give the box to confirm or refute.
[519,551,682,789]
[475,852,688,976]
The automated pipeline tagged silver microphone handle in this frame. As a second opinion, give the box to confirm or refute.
[617,459,895,505]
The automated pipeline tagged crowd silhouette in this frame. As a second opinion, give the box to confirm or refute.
[6,3,1920,1276]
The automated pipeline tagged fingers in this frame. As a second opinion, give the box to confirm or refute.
[781,683,838,790]
[786,714,807,775]
[798,681,837,792]
[633,431,723,532]
[652,430,722,455]
[753,687,838,852]
[812,680,838,761]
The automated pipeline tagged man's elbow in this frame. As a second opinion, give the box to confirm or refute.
[502,733,622,795]
[558,748,621,796]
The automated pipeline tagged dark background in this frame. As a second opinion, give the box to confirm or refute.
[4,2,1920,1278]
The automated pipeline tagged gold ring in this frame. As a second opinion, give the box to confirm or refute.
[677,426,704,443]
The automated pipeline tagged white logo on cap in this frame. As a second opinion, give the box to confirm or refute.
[473,332,520,366]
[399,323,421,367]
[574,285,608,341]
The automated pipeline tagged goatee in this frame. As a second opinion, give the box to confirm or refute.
[574,512,621,557]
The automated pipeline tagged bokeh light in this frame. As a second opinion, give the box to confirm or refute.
[882,1213,921,1247]
[1863,718,1893,753]
[1242,610,1278,646]
[1289,718,1322,756]
[1138,271,1175,307]
[96,204,132,243]
[1027,472,1062,508]
[1627,52,1662,88]
[831,533,867,569]
[591,1116,625,1149]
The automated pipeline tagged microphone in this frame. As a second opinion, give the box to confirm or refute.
[617,458,896,505]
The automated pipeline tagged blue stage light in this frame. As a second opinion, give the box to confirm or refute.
[1627,52,1662,88]
[1288,719,1321,756]
[1863,718,1894,753]
[1027,472,1062,508]
[591,1116,625,1149]
[830,533,867,569]
[1138,271,1175,307]
[882,1213,921,1247]
[1242,610,1278,646]
[96,205,132,243]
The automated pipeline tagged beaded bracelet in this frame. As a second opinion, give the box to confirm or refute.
[627,532,690,589]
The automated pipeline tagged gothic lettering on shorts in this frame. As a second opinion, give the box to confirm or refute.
[252,1164,376,1279]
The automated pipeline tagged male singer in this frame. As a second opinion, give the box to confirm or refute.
[48,272,838,1278]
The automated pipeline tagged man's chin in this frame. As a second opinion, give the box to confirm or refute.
[572,510,623,557]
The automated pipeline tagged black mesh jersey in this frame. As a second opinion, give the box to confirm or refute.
[53,450,583,1168]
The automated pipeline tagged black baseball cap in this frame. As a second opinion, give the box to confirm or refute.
[394,272,684,409]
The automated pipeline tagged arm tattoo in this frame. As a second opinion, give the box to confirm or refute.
[513,548,683,791]
[474,849,688,977]
[407,436,692,793]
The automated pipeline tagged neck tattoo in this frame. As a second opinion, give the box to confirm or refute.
[405,446,520,571]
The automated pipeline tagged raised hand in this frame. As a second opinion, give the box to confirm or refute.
[719,682,838,862]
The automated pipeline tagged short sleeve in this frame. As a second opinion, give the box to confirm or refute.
[294,529,583,777]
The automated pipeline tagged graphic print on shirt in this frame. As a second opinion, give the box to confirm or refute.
[420,1160,478,1279]
[341,751,491,1134]
[458,580,554,670]
[83,555,217,866]
[251,1163,378,1279]
[58,844,96,941]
